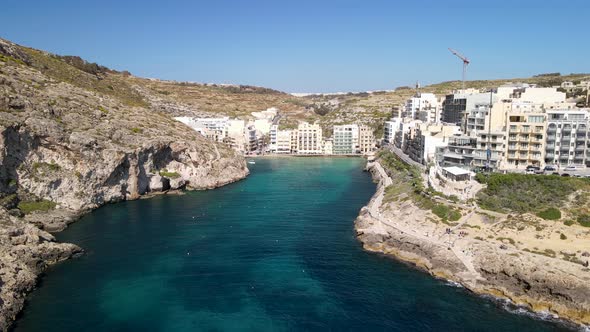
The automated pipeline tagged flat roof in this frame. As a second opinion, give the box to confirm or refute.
[443,166,471,176]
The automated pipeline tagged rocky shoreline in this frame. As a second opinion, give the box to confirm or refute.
[0,156,248,331]
[0,37,251,331]
[355,160,590,329]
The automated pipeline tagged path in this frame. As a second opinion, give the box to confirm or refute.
[365,161,483,285]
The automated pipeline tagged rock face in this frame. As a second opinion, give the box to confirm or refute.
[0,208,82,329]
[356,161,590,328]
[0,38,250,330]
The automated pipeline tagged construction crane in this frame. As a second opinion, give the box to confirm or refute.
[448,48,470,90]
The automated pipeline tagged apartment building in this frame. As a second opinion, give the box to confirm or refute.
[404,93,440,121]
[384,118,402,144]
[333,124,359,155]
[358,125,375,154]
[296,122,323,154]
[472,131,506,169]
[504,113,546,169]
[545,110,589,167]
[441,90,493,127]
[275,129,293,154]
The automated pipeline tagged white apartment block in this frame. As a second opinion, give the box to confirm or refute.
[404,93,440,122]
[545,110,590,167]
[333,124,359,155]
[384,118,402,144]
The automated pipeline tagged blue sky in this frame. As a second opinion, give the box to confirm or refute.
[1,0,588,93]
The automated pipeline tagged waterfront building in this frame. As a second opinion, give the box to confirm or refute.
[269,125,279,153]
[323,138,333,155]
[358,125,375,154]
[275,129,293,154]
[545,109,589,167]
[296,122,323,154]
[333,124,359,155]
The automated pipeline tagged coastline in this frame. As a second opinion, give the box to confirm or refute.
[355,159,590,329]
[0,163,249,332]
[247,154,369,158]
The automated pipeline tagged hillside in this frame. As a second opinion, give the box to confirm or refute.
[0,38,249,330]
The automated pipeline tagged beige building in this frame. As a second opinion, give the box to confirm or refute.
[296,122,323,154]
[358,125,375,154]
[504,113,547,170]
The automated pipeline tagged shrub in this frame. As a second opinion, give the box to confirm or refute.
[476,173,587,213]
[32,162,61,173]
[432,204,461,222]
[577,214,590,227]
[131,127,143,134]
[560,233,567,240]
[564,219,575,226]
[536,207,561,220]
[18,200,56,214]
[159,170,180,179]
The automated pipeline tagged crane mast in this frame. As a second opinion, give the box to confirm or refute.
[448,48,470,90]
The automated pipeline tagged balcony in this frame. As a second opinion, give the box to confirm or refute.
[546,135,556,141]
[576,145,586,151]
[547,127,557,133]
[546,144,555,150]
[546,153,555,159]
[562,136,572,141]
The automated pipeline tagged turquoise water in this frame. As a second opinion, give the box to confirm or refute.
[14,158,573,331]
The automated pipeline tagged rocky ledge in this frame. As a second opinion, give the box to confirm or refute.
[355,161,590,328]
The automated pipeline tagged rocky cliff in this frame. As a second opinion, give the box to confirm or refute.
[356,160,590,328]
[0,38,249,330]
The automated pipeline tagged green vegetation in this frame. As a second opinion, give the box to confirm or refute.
[17,200,56,214]
[564,219,575,226]
[378,150,463,222]
[476,173,589,213]
[560,233,567,240]
[131,127,143,134]
[577,214,590,227]
[432,204,462,222]
[21,47,147,107]
[32,161,61,173]
[159,170,180,179]
[536,207,562,220]
[0,194,17,207]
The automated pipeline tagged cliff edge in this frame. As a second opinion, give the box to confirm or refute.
[0,38,249,330]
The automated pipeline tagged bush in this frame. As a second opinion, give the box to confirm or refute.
[564,219,575,226]
[131,127,143,134]
[159,170,180,179]
[432,204,461,222]
[577,214,590,227]
[537,207,561,220]
[18,200,56,214]
[476,173,587,213]
[560,233,567,240]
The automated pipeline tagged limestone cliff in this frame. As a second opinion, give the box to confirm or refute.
[356,160,590,328]
[0,38,249,330]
